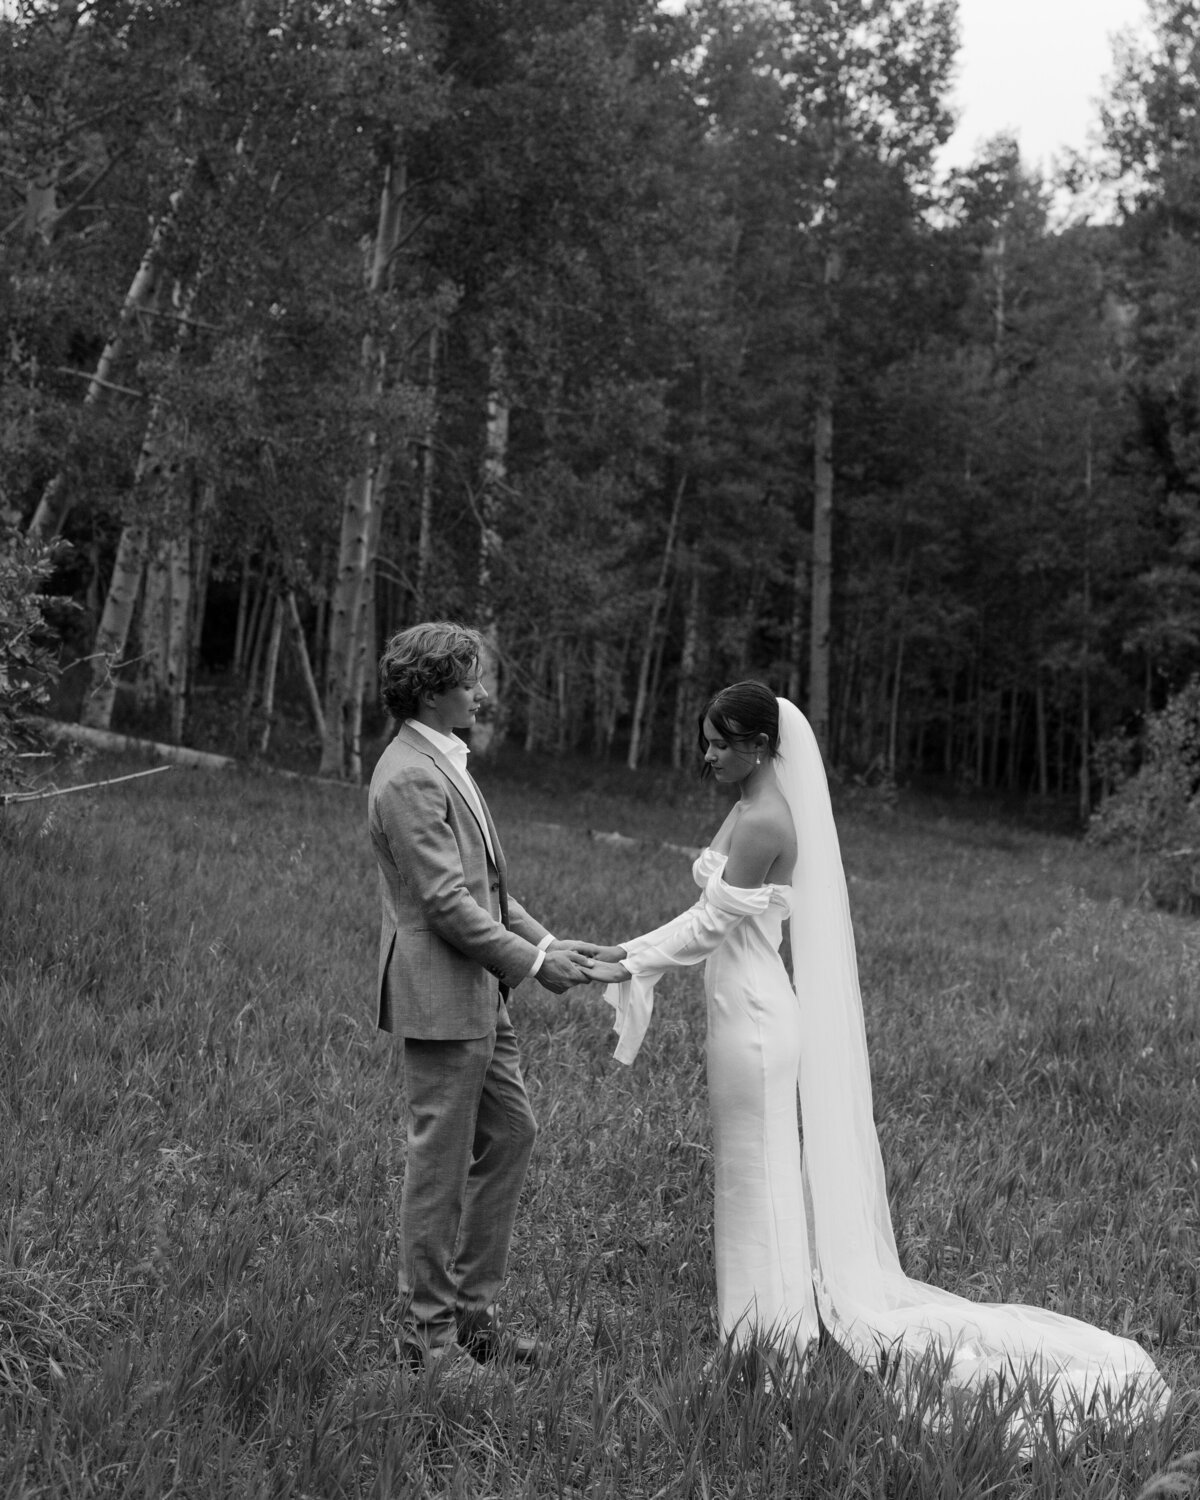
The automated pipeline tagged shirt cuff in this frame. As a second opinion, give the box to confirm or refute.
[527,933,556,977]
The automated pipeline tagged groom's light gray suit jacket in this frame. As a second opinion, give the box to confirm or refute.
[368,721,550,1040]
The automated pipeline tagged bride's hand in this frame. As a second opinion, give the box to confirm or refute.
[588,945,628,964]
[549,938,603,957]
[589,959,631,984]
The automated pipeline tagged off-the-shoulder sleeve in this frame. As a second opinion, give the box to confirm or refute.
[604,870,775,1064]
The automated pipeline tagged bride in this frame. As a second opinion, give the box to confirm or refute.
[585,682,1167,1425]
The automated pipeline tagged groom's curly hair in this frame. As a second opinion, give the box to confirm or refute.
[379,621,483,722]
[697,680,780,778]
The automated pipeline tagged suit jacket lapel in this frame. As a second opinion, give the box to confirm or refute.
[397,722,498,867]
[478,791,509,917]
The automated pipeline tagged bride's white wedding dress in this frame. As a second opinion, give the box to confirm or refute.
[615,848,817,1351]
[604,699,1169,1431]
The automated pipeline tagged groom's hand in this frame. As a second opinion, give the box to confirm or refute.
[536,946,595,993]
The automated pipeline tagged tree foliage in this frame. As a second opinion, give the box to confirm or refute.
[1088,679,1200,912]
[0,514,67,791]
[3,0,1200,800]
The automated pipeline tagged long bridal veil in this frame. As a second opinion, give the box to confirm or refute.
[775,697,1167,1426]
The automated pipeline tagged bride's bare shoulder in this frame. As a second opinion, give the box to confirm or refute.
[732,799,789,851]
[724,800,792,886]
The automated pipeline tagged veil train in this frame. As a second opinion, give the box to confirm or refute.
[775,696,1167,1428]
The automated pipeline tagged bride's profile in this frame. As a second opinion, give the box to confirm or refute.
[586,681,1168,1428]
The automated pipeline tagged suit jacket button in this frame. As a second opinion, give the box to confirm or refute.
[489,880,499,892]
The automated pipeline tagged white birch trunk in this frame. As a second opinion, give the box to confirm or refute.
[320,475,374,775]
[242,572,269,682]
[186,483,217,715]
[137,530,190,730]
[627,474,685,770]
[81,391,173,730]
[808,244,841,757]
[138,540,170,711]
[233,549,253,673]
[472,345,509,757]
[809,383,834,757]
[80,524,149,729]
[787,543,806,704]
[319,153,404,779]
[166,534,191,744]
[356,451,388,711]
[837,600,864,769]
[245,562,279,711]
[346,488,385,784]
[258,596,284,755]
[286,590,325,739]
[671,557,702,769]
[414,326,439,619]
[644,593,673,762]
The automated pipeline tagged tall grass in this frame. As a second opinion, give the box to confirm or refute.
[1,754,1197,1497]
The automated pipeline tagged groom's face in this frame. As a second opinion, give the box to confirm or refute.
[424,660,487,734]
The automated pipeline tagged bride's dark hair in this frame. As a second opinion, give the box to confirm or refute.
[697,681,780,777]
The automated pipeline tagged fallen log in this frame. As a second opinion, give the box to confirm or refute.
[45,721,238,771]
[42,722,361,787]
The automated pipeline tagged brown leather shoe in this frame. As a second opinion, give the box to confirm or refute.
[399,1339,479,1379]
[457,1314,542,1367]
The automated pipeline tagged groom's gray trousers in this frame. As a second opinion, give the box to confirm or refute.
[399,1001,537,1346]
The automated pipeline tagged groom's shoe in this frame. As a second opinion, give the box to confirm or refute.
[398,1337,481,1387]
[457,1307,542,1367]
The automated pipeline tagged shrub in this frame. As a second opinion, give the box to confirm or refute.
[1088,680,1200,912]
[0,514,67,795]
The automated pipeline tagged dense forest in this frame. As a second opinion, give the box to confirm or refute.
[4,0,1200,805]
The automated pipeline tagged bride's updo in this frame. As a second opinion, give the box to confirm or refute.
[698,681,780,774]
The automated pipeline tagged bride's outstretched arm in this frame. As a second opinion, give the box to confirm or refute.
[604,875,774,1063]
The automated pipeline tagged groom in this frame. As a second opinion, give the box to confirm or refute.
[368,621,594,1373]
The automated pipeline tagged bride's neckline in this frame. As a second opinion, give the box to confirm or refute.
[699,845,791,895]
[708,801,742,858]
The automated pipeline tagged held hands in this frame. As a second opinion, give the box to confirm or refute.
[535,939,629,993]
[536,938,601,994]
[555,942,633,990]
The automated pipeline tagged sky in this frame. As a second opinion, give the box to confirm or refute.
[937,0,1152,176]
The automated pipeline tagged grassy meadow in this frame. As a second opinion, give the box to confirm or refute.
[2,746,1199,1499]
